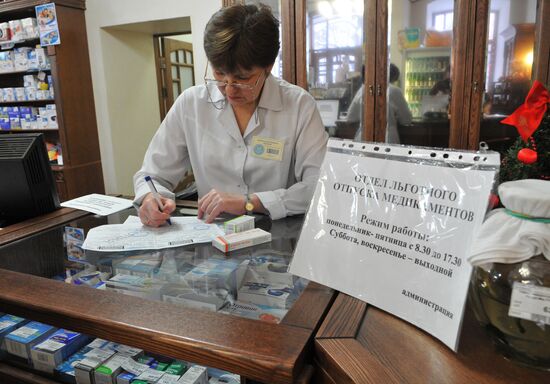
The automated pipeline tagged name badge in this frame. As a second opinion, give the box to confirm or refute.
[250,136,284,161]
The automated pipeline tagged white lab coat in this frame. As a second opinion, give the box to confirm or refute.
[134,74,328,220]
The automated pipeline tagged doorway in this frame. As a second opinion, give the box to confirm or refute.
[154,35,195,120]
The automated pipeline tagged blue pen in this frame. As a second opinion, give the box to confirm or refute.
[144,176,172,225]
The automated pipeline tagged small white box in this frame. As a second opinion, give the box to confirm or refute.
[21,17,39,39]
[246,255,294,286]
[158,373,181,383]
[13,47,31,71]
[178,365,208,384]
[94,354,128,384]
[212,228,271,253]
[162,285,227,312]
[135,367,166,383]
[0,22,10,42]
[8,19,24,41]
[74,348,115,384]
[4,321,56,360]
[223,215,254,234]
[238,282,292,309]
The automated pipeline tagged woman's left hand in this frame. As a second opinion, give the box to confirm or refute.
[197,189,246,223]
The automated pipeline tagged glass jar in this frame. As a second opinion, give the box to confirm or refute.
[470,255,550,370]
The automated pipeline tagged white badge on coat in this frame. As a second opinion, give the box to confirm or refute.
[250,136,284,161]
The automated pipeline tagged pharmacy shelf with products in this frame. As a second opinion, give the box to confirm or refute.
[0,15,58,144]
[0,0,104,201]
[403,48,450,119]
[0,208,335,384]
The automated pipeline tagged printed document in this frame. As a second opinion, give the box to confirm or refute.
[82,216,224,251]
[61,194,133,216]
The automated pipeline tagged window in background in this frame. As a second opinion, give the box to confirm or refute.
[388,0,454,147]
[480,0,536,155]
[307,0,364,139]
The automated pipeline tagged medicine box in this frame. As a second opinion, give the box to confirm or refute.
[119,356,150,377]
[54,338,111,382]
[30,328,90,373]
[0,314,27,357]
[238,282,292,309]
[183,258,241,291]
[0,22,10,42]
[94,353,129,384]
[162,285,227,312]
[246,255,294,286]
[166,360,187,375]
[13,47,32,71]
[4,321,56,360]
[220,301,288,324]
[105,273,164,301]
[223,215,254,234]
[115,371,136,384]
[74,347,116,384]
[157,373,181,383]
[134,367,165,383]
[213,228,271,253]
[178,365,208,384]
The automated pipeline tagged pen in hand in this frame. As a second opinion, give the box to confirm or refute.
[144,176,172,225]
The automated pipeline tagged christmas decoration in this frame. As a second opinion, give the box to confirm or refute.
[499,81,550,183]
[501,80,548,141]
[517,148,537,164]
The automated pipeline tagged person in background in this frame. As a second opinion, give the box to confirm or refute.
[429,64,451,96]
[347,64,411,143]
[386,63,412,143]
[133,4,328,226]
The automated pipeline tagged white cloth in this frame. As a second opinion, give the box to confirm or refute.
[468,179,550,265]
[133,74,328,220]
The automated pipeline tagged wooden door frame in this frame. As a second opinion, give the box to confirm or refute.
[372,0,388,143]
[464,0,549,150]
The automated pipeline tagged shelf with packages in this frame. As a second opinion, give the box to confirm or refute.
[403,50,450,119]
[0,36,40,50]
[0,0,104,202]
[0,208,335,384]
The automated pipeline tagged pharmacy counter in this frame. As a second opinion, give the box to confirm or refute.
[313,293,550,383]
[0,208,335,384]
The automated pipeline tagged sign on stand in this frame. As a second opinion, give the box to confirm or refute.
[290,139,499,351]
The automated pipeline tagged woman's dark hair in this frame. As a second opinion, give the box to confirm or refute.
[389,63,400,83]
[204,4,280,73]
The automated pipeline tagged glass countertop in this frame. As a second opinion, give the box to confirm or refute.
[0,209,309,325]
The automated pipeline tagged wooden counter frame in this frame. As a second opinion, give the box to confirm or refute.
[313,293,550,383]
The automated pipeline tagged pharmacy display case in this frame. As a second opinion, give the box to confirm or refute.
[0,208,335,384]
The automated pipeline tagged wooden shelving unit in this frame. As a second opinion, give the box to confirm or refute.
[0,0,103,201]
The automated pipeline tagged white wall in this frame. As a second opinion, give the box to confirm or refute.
[85,0,221,195]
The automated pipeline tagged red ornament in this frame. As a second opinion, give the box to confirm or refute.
[517,148,538,164]
[488,193,500,210]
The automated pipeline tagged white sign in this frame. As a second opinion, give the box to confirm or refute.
[290,139,499,351]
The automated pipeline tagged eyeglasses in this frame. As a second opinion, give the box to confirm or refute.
[204,66,265,91]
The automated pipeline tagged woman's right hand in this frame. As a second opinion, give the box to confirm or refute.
[138,193,175,227]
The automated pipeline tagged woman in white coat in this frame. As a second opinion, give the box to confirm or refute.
[133,4,328,226]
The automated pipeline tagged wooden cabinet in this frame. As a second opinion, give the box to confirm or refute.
[0,0,103,201]
[287,0,550,152]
